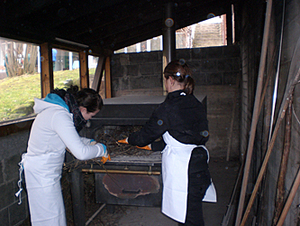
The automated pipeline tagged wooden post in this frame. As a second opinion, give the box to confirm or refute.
[105,56,111,98]
[273,97,292,225]
[79,50,89,89]
[235,0,273,224]
[276,167,300,226]
[255,17,277,224]
[91,56,105,92]
[40,43,53,98]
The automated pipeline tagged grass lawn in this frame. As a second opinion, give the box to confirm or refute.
[0,68,95,122]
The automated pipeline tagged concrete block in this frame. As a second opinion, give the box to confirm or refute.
[9,200,28,226]
[232,57,241,71]
[223,45,240,57]
[127,65,140,76]
[193,71,207,85]
[0,131,29,160]
[0,208,9,226]
[119,54,130,66]
[202,59,217,72]
[140,63,156,75]
[110,57,120,67]
[188,60,201,71]
[223,72,239,85]
[154,63,163,74]
[176,50,191,61]
[111,65,125,78]
[191,48,208,59]
[203,46,224,58]
[129,53,149,65]
[130,76,162,89]
[218,58,235,72]
[206,72,222,85]
[140,52,160,63]
[4,154,21,182]
[116,76,130,90]
[0,161,3,185]
[0,181,15,209]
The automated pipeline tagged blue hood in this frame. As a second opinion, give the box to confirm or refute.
[43,93,70,111]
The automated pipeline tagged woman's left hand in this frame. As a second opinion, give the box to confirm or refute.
[101,154,111,164]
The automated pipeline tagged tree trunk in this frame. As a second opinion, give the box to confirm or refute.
[1,42,23,77]
[24,44,38,74]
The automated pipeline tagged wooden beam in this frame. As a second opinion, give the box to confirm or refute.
[276,166,300,226]
[105,56,112,98]
[79,51,89,89]
[91,56,105,92]
[40,43,53,98]
[273,97,292,224]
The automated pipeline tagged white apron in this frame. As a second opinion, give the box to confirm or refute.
[161,132,217,223]
[21,152,67,226]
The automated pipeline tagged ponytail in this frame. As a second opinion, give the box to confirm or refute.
[184,75,195,95]
[164,59,195,95]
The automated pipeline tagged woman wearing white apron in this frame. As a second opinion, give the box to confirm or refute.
[16,86,108,226]
[122,60,217,225]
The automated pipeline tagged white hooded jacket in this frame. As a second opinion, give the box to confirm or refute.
[22,95,105,225]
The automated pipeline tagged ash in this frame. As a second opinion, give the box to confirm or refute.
[94,126,152,157]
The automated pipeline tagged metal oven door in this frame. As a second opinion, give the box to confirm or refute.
[95,172,162,207]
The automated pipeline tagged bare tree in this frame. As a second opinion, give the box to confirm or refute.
[1,41,22,77]
[1,40,37,77]
[4,45,18,77]
[24,44,38,74]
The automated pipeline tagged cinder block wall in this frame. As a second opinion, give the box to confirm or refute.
[111,45,242,158]
[111,51,163,96]
[0,131,29,226]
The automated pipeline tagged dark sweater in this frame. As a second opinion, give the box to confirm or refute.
[128,90,209,147]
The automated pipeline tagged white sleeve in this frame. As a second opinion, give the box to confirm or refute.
[80,137,93,145]
[52,110,106,160]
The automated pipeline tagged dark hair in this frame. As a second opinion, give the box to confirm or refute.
[67,85,103,113]
[163,59,195,95]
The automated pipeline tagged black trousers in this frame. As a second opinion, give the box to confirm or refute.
[179,147,211,226]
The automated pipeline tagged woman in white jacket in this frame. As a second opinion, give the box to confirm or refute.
[19,86,107,226]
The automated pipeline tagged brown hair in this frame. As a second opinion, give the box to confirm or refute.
[67,85,103,113]
[163,59,195,95]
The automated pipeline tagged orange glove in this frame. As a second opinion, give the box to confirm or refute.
[136,145,151,151]
[118,138,151,150]
[101,154,111,164]
[118,138,129,144]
